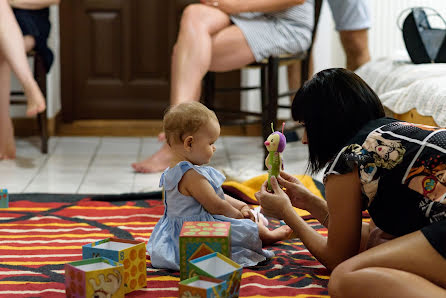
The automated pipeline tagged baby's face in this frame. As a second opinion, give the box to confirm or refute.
[188,119,220,165]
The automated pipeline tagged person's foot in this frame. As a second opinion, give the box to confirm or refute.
[24,83,46,117]
[0,118,16,160]
[258,221,293,246]
[131,144,172,173]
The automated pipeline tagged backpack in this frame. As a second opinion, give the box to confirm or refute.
[399,7,446,64]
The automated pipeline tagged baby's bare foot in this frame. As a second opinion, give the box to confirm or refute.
[25,84,46,117]
[132,144,172,173]
[258,221,293,246]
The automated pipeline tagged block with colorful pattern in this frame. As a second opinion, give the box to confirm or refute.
[0,189,8,208]
[178,275,227,298]
[82,238,146,293]
[65,257,124,298]
[189,252,242,298]
[179,221,231,280]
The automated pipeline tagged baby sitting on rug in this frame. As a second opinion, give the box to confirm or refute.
[147,102,292,270]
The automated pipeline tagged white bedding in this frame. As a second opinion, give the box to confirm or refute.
[356,57,446,127]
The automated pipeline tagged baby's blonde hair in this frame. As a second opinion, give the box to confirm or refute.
[163,102,218,145]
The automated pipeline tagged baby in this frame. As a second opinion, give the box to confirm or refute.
[147,102,292,270]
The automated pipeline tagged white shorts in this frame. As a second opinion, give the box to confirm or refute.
[328,0,371,31]
[230,0,314,62]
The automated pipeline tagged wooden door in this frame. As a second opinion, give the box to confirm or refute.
[60,0,240,121]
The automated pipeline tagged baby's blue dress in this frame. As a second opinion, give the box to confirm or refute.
[147,161,274,270]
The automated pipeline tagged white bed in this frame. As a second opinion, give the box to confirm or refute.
[356,56,446,128]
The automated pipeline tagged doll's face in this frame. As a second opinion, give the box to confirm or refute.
[264,133,281,152]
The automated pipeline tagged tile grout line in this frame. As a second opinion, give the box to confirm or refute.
[75,137,103,194]
[221,137,233,169]
[130,137,144,193]
[22,137,59,193]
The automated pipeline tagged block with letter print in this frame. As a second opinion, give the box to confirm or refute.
[82,238,146,293]
[179,221,231,280]
[178,275,227,298]
[65,257,124,298]
[189,252,242,298]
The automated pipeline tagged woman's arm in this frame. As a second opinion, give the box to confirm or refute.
[202,0,305,15]
[9,0,60,10]
[276,172,329,223]
[180,169,244,219]
[258,170,364,271]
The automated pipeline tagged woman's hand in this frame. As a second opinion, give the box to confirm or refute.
[276,171,314,210]
[240,205,255,221]
[255,176,293,219]
[200,0,239,15]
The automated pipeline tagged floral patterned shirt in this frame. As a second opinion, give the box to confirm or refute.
[324,118,446,236]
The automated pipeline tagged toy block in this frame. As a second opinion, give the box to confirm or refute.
[179,221,231,280]
[82,238,146,293]
[189,252,242,298]
[178,275,227,298]
[65,257,124,298]
[0,189,8,208]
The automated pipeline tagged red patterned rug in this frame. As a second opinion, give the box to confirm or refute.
[0,194,330,297]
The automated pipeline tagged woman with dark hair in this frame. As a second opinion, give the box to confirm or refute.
[255,68,446,297]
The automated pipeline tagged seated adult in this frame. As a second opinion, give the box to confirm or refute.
[288,0,371,98]
[0,0,59,160]
[132,0,315,173]
[255,68,446,297]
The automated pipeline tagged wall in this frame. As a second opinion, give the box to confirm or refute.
[11,2,446,121]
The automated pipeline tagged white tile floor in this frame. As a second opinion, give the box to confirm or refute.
[1,135,321,194]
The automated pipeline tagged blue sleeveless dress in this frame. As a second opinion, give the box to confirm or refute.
[147,161,274,270]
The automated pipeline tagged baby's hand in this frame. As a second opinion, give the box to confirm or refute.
[240,205,255,222]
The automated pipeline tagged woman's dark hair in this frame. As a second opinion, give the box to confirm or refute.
[292,68,385,174]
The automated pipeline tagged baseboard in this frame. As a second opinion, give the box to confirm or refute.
[13,112,60,137]
[56,120,263,137]
[14,113,266,137]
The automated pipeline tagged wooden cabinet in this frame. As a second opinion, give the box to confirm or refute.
[60,0,240,122]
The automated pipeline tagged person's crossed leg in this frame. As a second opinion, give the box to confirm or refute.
[132,4,256,173]
[0,1,46,159]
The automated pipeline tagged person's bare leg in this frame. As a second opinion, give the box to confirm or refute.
[257,219,293,246]
[329,231,446,298]
[0,53,15,159]
[0,0,45,117]
[340,29,370,71]
[287,61,301,103]
[170,4,231,106]
[132,4,255,173]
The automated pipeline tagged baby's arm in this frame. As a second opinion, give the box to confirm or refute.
[179,169,243,219]
[225,194,255,221]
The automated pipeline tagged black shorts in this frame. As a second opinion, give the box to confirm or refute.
[421,219,446,259]
[13,8,53,72]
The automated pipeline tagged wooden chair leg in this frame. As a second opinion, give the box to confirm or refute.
[301,57,310,84]
[34,53,48,154]
[260,57,279,169]
[260,64,268,170]
[203,72,216,110]
[267,56,279,131]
